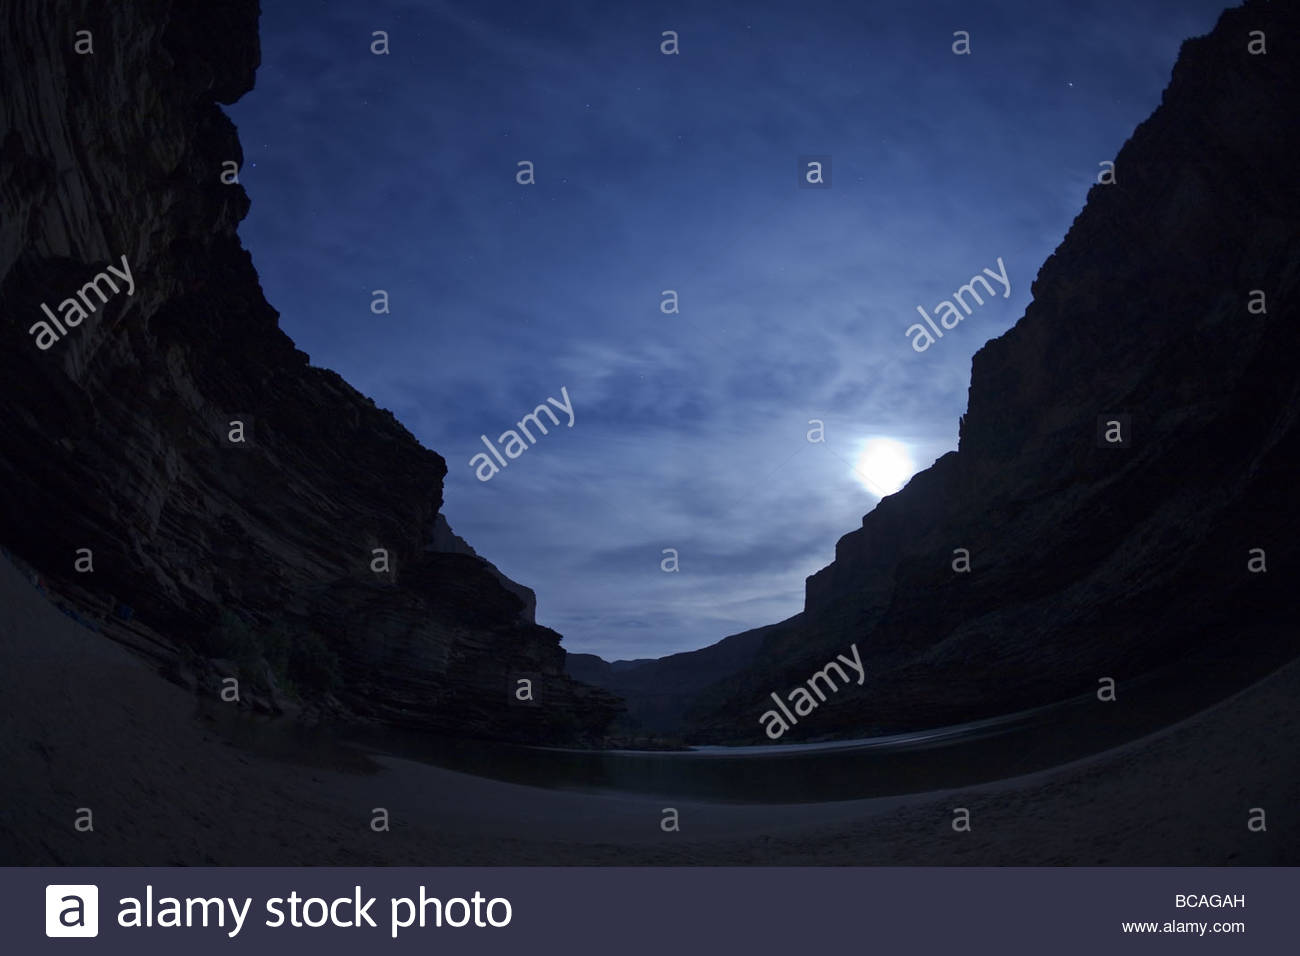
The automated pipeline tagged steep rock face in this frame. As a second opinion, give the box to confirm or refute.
[0,0,619,743]
[430,514,538,624]
[684,0,1299,742]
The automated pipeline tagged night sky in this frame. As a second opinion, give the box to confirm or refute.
[227,0,1229,660]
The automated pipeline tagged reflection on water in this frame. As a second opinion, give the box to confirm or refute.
[201,635,1298,805]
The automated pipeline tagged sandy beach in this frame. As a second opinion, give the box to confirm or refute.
[1,551,1295,866]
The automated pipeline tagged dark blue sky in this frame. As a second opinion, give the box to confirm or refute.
[227,0,1229,660]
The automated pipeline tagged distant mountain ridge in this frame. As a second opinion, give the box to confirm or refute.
[566,617,784,733]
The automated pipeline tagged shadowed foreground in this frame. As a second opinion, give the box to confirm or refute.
[1,552,1295,866]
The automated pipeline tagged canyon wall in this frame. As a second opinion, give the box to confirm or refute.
[669,0,1300,742]
[0,0,620,743]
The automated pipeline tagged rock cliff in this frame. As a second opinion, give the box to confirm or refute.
[652,0,1300,742]
[0,0,619,743]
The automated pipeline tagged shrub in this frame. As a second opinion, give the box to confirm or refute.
[204,612,340,699]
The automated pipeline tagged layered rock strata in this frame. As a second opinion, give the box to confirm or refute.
[0,0,619,743]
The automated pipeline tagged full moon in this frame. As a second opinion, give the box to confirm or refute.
[853,438,915,497]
